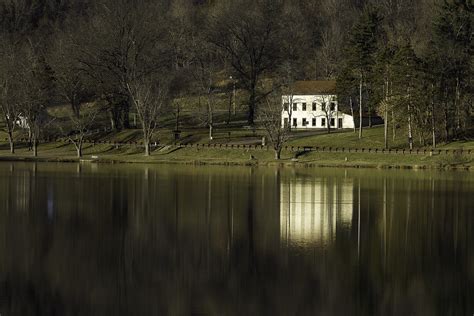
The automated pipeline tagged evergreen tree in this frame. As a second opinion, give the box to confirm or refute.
[431,0,473,140]
[343,6,382,139]
[391,43,421,150]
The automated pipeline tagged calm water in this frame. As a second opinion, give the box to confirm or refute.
[0,162,473,315]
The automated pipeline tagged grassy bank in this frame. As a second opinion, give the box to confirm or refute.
[0,139,472,170]
[1,125,473,170]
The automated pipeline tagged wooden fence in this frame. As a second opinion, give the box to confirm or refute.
[2,137,472,155]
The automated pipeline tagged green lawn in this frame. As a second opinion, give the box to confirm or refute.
[288,125,474,150]
[1,115,473,170]
[2,123,473,150]
[0,139,472,170]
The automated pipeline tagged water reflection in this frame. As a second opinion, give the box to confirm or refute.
[0,163,472,315]
[280,177,353,247]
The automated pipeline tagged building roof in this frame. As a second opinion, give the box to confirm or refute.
[291,80,336,95]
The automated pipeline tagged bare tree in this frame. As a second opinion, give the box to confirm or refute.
[209,0,282,126]
[49,30,90,117]
[58,104,99,158]
[0,39,20,154]
[168,70,192,140]
[17,41,53,157]
[279,61,297,131]
[315,95,337,134]
[194,61,218,141]
[315,2,345,80]
[188,25,221,141]
[127,77,168,156]
[77,0,170,130]
[258,93,290,160]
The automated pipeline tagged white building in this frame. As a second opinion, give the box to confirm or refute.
[281,80,355,130]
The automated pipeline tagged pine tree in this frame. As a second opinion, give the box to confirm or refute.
[373,44,396,149]
[391,43,421,150]
[431,0,473,140]
[344,6,382,139]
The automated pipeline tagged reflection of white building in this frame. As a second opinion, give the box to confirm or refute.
[280,178,353,247]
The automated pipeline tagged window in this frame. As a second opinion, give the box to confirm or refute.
[312,118,316,126]
[321,102,326,111]
[312,102,317,111]
[321,118,326,126]
[338,118,343,128]
[330,118,335,126]
[330,102,336,111]
[302,103,307,111]
[302,118,308,126]
[292,103,298,111]
[283,103,289,111]
[284,118,289,128]
[293,118,297,127]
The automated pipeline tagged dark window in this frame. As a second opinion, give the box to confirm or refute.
[312,118,316,126]
[330,118,335,126]
[321,118,326,126]
[302,103,307,111]
[293,118,297,127]
[330,102,336,111]
[283,103,289,111]
[321,102,326,111]
[312,102,317,111]
[292,103,297,111]
[284,118,289,128]
[302,118,307,126]
[338,118,343,128]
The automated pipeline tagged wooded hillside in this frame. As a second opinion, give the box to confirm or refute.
[0,0,472,155]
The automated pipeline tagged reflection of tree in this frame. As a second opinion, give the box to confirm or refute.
[0,166,472,315]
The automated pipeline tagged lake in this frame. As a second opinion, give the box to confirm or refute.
[0,162,472,315]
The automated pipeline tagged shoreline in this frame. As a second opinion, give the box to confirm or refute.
[1,154,472,171]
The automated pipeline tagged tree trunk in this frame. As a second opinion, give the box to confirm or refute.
[76,141,83,158]
[275,148,281,160]
[287,96,293,132]
[384,79,389,150]
[175,103,180,131]
[455,77,460,137]
[350,96,356,133]
[28,126,32,151]
[288,110,292,132]
[407,105,413,150]
[431,85,436,148]
[384,110,389,150]
[7,130,14,154]
[407,85,413,150]
[443,87,449,141]
[123,100,130,129]
[444,103,449,141]
[248,82,256,126]
[141,124,151,156]
[392,110,396,141]
[368,110,372,128]
[209,124,213,140]
[32,138,38,157]
[227,92,232,125]
[144,138,150,156]
[359,74,363,139]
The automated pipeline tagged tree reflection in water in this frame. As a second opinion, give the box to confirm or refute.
[0,162,472,315]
